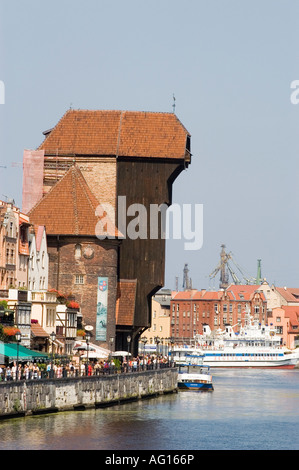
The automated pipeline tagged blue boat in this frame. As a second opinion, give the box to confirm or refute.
[177,354,214,391]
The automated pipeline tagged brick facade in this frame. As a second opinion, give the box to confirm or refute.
[47,236,119,348]
[170,286,267,342]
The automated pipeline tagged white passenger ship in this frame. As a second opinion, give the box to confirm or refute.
[171,313,298,369]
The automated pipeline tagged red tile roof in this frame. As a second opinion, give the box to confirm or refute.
[28,164,121,237]
[171,286,266,302]
[276,287,299,303]
[172,291,195,300]
[115,279,137,326]
[281,306,299,329]
[226,284,266,301]
[201,291,222,300]
[39,109,191,160]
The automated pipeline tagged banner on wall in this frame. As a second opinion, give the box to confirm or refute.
[96,277,108,341]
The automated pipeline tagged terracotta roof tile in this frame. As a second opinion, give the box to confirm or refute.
[28,164,122,237]
[226,284,266,301]
[39,109,191,160]
[281,306,299,328]
[201,291,222,300]
[115,279,137,326]
[276,287,299,303]
[171,291,194,300]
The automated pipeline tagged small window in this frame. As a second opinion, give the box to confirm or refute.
[75,274,84,284]
[75,244,82,259]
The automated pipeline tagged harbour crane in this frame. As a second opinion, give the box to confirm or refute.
[182,263,192,290]
[209,244,258,289]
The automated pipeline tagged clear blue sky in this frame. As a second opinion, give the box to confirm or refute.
[0,0,298,289]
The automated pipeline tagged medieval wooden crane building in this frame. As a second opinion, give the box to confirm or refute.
[23,109,192,354]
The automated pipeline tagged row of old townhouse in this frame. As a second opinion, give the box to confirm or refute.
[0,199,80,355]
[0,199,48,292]
[141,281,299,351]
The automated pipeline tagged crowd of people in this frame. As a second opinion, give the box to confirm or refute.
[0,354,173,382]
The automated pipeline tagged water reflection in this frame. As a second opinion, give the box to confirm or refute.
[0,369,299,450]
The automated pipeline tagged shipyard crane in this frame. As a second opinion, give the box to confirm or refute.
[209,244,231,289]
[209,244,259,289]
[182,263,192,290]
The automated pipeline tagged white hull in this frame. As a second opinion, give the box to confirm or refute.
[172,348,298,369]
[177,360,214,390]
[201,357,297,368]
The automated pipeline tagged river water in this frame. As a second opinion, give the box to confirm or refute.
[0,368,299,451]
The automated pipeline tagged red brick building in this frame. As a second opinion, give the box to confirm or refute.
[170,284,267,343]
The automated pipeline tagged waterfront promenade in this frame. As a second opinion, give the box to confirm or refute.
[0,356,172,382]
[0,359,178,419]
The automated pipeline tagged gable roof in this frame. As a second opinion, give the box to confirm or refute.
[226,284,266,301]
[38,109,191,160]
[28,164,121,237]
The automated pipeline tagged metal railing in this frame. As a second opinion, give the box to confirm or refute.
[0,361,176,382]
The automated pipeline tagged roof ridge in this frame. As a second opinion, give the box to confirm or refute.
[71,166,80,235]
[38,109,191,159]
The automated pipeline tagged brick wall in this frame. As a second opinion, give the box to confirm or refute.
[43,156,117,211]
[170,293,268,341]
[47,236,119,348]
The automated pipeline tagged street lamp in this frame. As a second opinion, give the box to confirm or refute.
[85,331,91,375]
[127,334,131,360]
[154,336,160,356]
[15,331,21,380]
[169,337,175,366]
[50,331,56,378]
[161,337,164,357]
[109,336,114,366]
[141,337,147,357]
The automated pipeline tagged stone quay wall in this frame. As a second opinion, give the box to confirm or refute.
[0,368,178,419]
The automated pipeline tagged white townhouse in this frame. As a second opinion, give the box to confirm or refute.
[28,225,49,292]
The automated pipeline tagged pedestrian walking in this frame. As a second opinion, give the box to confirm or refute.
[5,366,12,381]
